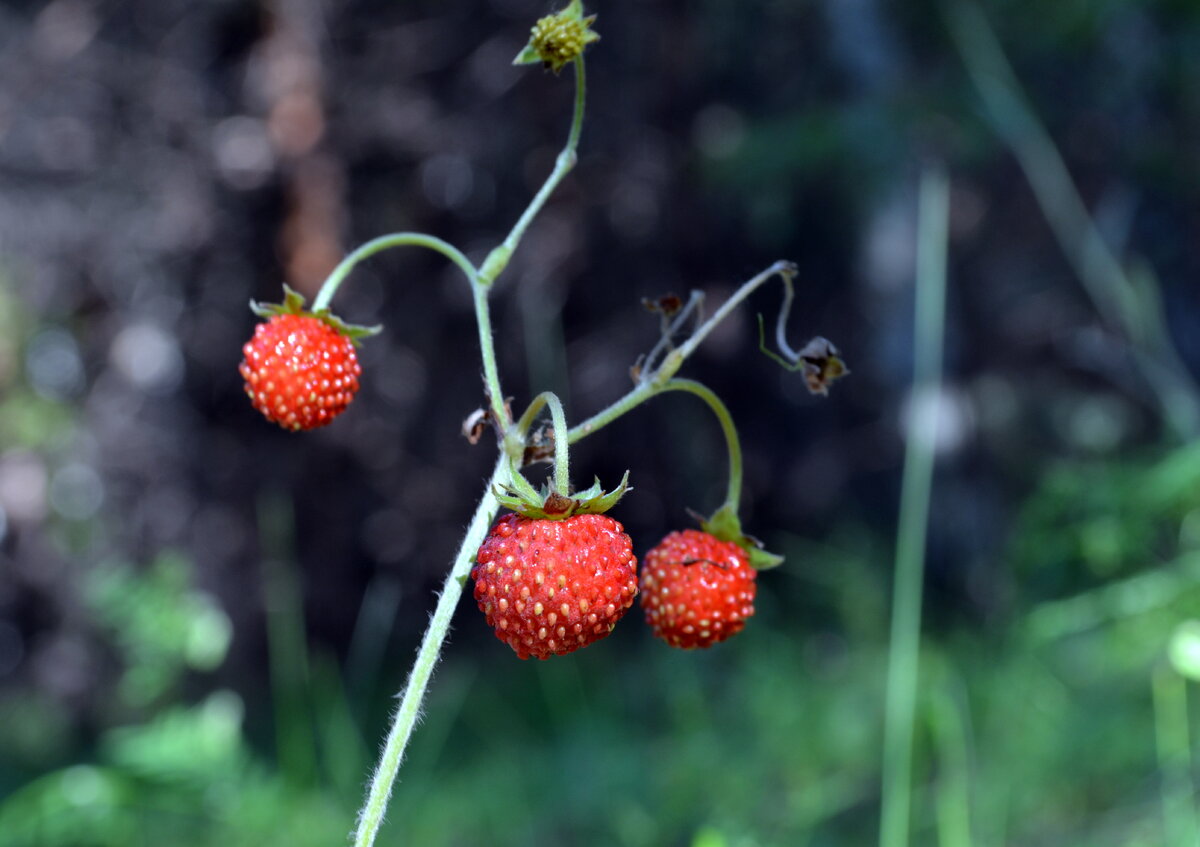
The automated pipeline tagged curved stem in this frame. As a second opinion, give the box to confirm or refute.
[479,56,587,286]
[653,261,797,384]
[568,260,797,444]
[506,55,585,253]
[312,233,477,312]
[543,392,570,494]
[510,391,572,494]
[308,231,509,427]
[472,283,510,426]
[660,379,743,512]
[353,455,506,847]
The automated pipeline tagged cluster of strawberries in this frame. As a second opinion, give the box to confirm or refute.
[241,310,761,658]
[473,513,757,659]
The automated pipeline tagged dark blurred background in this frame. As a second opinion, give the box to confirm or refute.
[1,0,1199,845]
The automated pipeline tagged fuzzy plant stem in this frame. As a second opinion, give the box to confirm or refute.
[879,165,950,847]
[312,233,478,311]
[510,390,572,494]
[352,455,507,847]
[478,56,586,286]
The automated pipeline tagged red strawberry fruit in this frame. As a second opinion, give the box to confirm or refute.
[240,285,377,431]
[640,529,757,649]
[473,512,638,659]
[240,313,361,431]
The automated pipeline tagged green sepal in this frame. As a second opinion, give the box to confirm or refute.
[494,470,631,520]
[249,284,382,347]
[513,44,542,66]
[701,504,784,570]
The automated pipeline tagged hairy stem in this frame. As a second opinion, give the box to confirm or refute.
[472,282,511,426]
[308,232,510,426]
[511,391,572,494]
[479,56,587,286]
[353,456,506,847]
[312,233,477,311]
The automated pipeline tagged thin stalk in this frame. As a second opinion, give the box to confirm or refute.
[1153,665,1199,847]
[544,392,570,493]
[662,261,797,378]
[567,261,797,443]
[880,166,950,847]
[642,290,706,375]
[479,56,587,286]
[511,391,571,491]
[352,455,506,847]
[660,379,743,512]
[927,682,974,847]
[472,282,511,426]
[312,233,477,311]
[308,232,510,425]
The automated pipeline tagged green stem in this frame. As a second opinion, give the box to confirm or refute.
[308,231,510,427]
[472,282,511,426]
[660,379,743,512]
[927,680,974,847]
[479,57,587,286]
[880,166,950,847]
[312,233,477,312]
[352,455,506,847]
[511,391,572,494]
[544,392,570,494]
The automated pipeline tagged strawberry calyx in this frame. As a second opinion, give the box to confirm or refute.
[495,471,630,520]
[699,504,784,570]
[249,284,381,346]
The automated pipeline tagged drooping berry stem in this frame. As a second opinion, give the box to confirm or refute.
[659,379,743,513]
[308,232,511,428]
[478,56,586,287]
[512,390,572,494]
[312,232,477,311]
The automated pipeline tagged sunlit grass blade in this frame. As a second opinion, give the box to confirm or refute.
[880,165,950,847]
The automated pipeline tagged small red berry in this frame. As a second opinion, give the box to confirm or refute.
[640,529,757,649]
[472,513,639,660]
[240,313,362,431]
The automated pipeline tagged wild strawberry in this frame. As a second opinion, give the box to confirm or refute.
[240,313,361,431]
[240,285,378,431]
[473,513,638,659]
[640,529,757,649]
